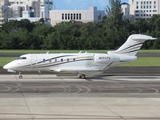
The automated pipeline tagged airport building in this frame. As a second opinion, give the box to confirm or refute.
[129,0,160,22]
[50,6,106,26]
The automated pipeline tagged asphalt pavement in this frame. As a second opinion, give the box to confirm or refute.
[1,66,160,76]
[0,75,160,119]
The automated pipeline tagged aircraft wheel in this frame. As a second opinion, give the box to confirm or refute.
[19,75,23,79]
[79,74,85,79]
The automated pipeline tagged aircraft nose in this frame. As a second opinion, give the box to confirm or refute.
[3,64,9,69]
[3,62,13,69]
[3,61,19,70]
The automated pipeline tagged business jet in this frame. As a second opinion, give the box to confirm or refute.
[3,34,156,79]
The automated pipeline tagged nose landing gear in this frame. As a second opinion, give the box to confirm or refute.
[19,71,23,79]
[79,74,86,79]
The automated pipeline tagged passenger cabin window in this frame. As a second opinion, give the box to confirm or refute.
[61,59,63,62]
[67,58,69,62]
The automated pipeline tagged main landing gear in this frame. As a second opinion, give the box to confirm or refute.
[19,71,23,79]
[79,74,86,79]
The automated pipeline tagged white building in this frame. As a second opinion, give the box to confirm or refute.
[0,0,53,26]
[50,6,106,26]
[129,0,160,22]
[121,2,134,22]
[40,0,53,21]
[8,10,41,22]
[8,0,54,20]
[0,0,9,26]
[121,2,130,16]
[8,0,40,18]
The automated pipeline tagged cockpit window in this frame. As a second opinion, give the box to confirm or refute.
[21,57,26,59]
[17,57,20,60]
[17,57,27,60]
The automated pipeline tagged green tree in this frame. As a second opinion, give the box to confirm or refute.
[2,19,35,33]
[8,29,30,49]
[102,0,130,49]
[105,0,123,31]
[133,18,149,34]
[0,30,11,49]
[31,25,54,49]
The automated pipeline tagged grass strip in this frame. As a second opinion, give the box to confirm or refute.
[0,57,160,67]
[0,57,15,67]
[0,50,160,53]
[121,57,160,67]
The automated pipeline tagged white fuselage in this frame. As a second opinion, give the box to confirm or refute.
[3,53,137,73]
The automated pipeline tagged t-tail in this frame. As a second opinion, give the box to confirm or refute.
[108,34,156,56]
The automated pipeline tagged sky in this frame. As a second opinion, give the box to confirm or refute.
[54,0,128,10]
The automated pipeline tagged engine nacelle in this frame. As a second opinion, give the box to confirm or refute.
[94,54,113,63]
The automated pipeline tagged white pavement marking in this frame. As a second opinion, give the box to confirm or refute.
[100,76,160,81]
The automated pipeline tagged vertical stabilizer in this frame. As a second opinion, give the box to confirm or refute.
[108,34,156,56]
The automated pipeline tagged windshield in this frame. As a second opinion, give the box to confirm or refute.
[17,57,27,60]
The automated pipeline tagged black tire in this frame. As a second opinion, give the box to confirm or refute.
[19,75,23,79]
[80,74,85,79]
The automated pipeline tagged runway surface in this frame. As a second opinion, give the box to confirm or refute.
[0,74,160,119]
[1,66,160,76]
[0,75,160,96]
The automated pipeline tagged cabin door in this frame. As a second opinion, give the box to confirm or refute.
[31,56,37,70]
